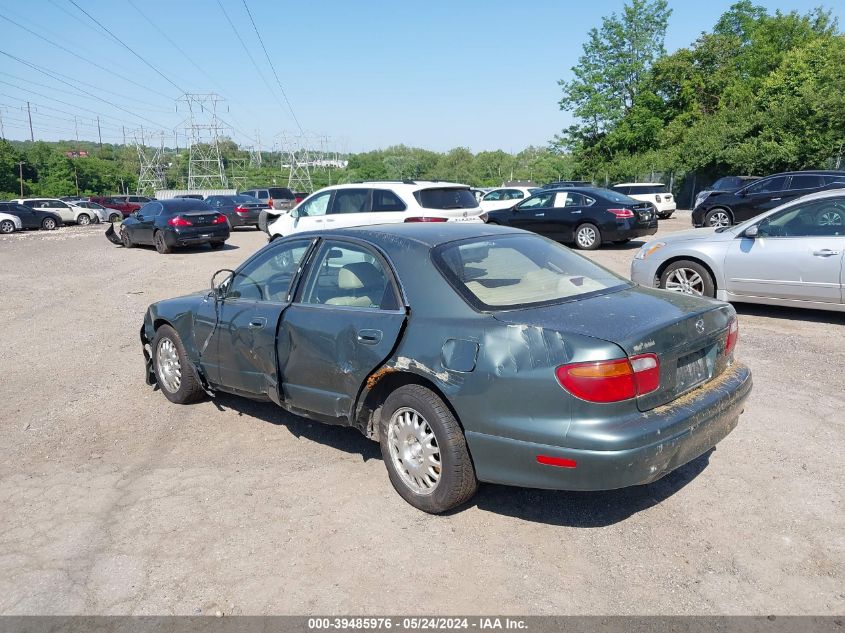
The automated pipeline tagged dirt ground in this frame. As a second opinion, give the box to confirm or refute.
[0,213,842,615]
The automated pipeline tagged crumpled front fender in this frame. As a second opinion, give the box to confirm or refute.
[105,222,123,245]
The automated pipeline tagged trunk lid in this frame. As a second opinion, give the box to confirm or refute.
[493,286,735,411]
[181,212,221,227]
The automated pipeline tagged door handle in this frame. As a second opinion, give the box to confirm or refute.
[535,213,545,217]
[771,197,782,201]
[813,249,840,257]
[357,329,382,345]
[249,317,267,329]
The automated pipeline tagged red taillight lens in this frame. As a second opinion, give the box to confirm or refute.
[556,353,660,403]
[212,214,227,224]
[403,217,449,223]
[725,318,739,356]
[168,216,192,227]
[608,208,635,219]
[234,206,249,214]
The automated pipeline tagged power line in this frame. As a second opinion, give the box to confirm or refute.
[241,0,304,134]
[0,11,175,101]
[66,0,187,95]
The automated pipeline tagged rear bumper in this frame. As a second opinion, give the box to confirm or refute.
[229,212,260,227]
[604,221,658,241]
[164,226,230,246]
[466,362,751,490]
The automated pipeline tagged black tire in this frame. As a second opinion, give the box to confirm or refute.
[209,240,226,249]
[151,324,205,404]
[574,222,601,250]
[379,384,477,514]
[659,259,716,298]
[154,231,172,254]
[76,213,91,226]
[109,213,122,224]
[0,219,15,234]
[120,226,134,248]
[41,217,57,230]
[658,212,673,219]
[704,208,732,228]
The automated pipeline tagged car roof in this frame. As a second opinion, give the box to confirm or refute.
[293,221,521,249]
[318,181,471,193]
[613,182,665,186]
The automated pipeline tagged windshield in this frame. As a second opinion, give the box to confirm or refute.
[433,234,628,310]
[414,187,478,210]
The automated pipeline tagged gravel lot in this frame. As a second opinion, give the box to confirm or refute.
[0,214,842,615]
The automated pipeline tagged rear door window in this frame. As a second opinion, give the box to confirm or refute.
[747,176,788,194]
[330,189,370,214]
[788,175,823,190]
[372,189,407,212]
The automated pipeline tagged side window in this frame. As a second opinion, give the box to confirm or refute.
[372,189,407,212]
[227,240,312,302]
[301,241,396,310]
[564,193,584,207]
[518,192,555,210]
[747,176,788,194]
[583,196,596,206]
[54,201,70,209]
[483,190,503,201]
[788,175,822,190]
[23,201,37,208]
[258,190,269,199]
[615,186,629,195]
[298,191,332,217]
[760,199,845,238]
[330,189,370,214]
[513,191,525,200]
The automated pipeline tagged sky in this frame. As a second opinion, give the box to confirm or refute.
[0,0,840,154]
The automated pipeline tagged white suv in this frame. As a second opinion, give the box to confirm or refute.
[611,183,677,219]
[265,181,486,239]
[12,198,97,225]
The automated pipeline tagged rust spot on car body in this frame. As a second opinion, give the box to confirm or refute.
[366,365,397,390]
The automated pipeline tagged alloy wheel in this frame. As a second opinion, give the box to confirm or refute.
[576,225,597,249]
[664,268,705,296]
[77,214,91,226]
[707,211,731,228]
[0,220,14,234]
[818,210,844,226]
[156,337,182,393]
[43,218,56,230]
[387,407,441,495]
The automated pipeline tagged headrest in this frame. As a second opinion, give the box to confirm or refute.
[338,262,383,290]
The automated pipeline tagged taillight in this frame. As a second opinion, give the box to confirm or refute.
[168,216,192,227]
[403,217,449,223]
[655,194,662,203]
[608,208,634,219]
[234,206,249,214]
[212,214,227,225]
[725,318,739,357]
[267,198,274,208]
[555,353,660,403]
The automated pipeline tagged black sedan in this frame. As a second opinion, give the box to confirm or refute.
[0,201,62,230]
[140,223,750,513]
[110,199,230,254]
[486,187,657,249]
[205,194,265,228]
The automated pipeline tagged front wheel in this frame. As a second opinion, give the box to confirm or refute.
[152,325,205,404]
[659,260,715,298]
[154,231,172,254]
[379,384,477,514]
[0,219,15,234]
[120,226,134,248]
[76,213,91,226]
[41,217,57,230]
[705,208,732,228]
[574,223,601,250]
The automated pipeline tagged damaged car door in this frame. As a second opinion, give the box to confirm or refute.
[278,239,406,419]
[208,238,314,400]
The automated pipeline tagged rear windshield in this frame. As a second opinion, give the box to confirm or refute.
[433,234,628,310]
[268,187,294,200]
[588,188,640,205]
[414,187,478,210]
[622,185,666,195]
[232,194,260,203]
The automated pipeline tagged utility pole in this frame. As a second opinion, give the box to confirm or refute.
[17,161,25,196]
[74,116,79,145]
[26,102,34,141]
[0,109,5,139]
[97,117,103,149]
[122,126,126,146]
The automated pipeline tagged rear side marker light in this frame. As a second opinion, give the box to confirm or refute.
[608,208,634,219]
[537,455,577,469]
[556,353,660,403]
[404,217,449,223]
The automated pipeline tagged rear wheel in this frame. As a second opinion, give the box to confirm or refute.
[574,223,601,250]
[704,208,732,228]
[379,384,477,514]
[659,212,673,219]
[154,231,172,254]
[0,219,15,234]
[41,217,57,230]
[659,260,715,298]
[109,213,122,224]
[76,213,91,226]
[152,325,205,404]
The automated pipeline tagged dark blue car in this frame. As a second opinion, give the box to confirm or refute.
[113,198,230,254]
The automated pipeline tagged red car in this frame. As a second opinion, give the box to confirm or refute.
[89,196,141,218]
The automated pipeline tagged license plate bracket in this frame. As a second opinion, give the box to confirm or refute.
[675,346,716,394]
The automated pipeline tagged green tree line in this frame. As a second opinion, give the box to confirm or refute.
[556,0,845,203]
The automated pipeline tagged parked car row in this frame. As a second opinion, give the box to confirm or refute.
[0,201,63,232]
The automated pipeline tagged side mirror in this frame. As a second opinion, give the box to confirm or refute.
[744,225,759,238]
[210,268,235,299]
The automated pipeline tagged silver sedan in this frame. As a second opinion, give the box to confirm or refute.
[630,189,845,312]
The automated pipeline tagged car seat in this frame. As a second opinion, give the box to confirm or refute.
[325,262,385,308]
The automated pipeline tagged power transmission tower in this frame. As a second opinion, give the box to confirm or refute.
[249,129,263,167]
[278,130,313,193]
[178,93,228,190]
[135,129,167,195]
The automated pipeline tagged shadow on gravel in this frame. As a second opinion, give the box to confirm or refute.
[465,449,713,527]
[599,239,648,251]
[735,303,844,325]
[213,393,380,461]
[212,394,711,525]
